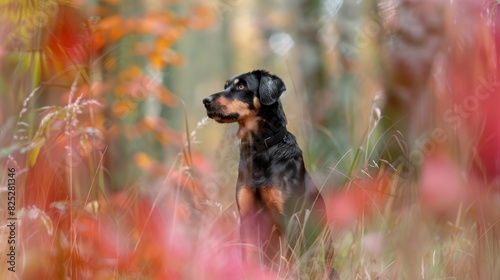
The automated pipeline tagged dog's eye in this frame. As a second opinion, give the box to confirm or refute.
[237,84,245,90]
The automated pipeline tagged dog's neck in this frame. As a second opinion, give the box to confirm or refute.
[237,118,261,140]
[237,102,287,147]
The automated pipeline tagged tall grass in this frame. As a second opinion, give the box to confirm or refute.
[1,1,500,280]
[2,77,500,279]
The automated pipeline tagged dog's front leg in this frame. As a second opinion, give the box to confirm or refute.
[236,187,260,264]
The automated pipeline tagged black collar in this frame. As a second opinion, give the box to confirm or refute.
[240,127,288,153]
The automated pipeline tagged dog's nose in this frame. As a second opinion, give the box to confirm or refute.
[203,96,213,107]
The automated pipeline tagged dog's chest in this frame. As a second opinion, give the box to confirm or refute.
[237,148,306,191]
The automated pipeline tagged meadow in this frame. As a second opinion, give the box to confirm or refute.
[1,0,500,279]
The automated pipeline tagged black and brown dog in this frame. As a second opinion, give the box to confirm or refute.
[203,70,334,276]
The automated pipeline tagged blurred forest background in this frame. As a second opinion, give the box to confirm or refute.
[1,0,500,279]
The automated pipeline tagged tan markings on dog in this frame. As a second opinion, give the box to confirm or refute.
[260,186,286,215]
[237,187,256,216]
[235,99,261,139]
[216,96,230,107]
[224,81,229,87]
[237,116,261,139]
[233,78,240,84]
[225,100,251,115]
[253,97,261,109]
[216,97,261,139]
[237,186,259,265]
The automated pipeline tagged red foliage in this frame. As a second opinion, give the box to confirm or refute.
[19,192,277,279]
[22,100,106,210]
[420,152,466,214]
[325,175,390,228]
[478,3,500,179]
[45,5,90,64]
[443,0,500,182]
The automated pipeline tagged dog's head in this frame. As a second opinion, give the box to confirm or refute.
[202,70,286,123]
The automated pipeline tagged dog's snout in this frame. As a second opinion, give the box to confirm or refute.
[203,96,214,107]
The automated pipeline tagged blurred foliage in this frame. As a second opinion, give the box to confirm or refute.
[0,0,500,279]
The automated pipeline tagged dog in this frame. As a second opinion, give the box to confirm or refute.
[203,70,335,277]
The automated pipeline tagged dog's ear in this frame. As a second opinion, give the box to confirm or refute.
[258,71,286,105]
